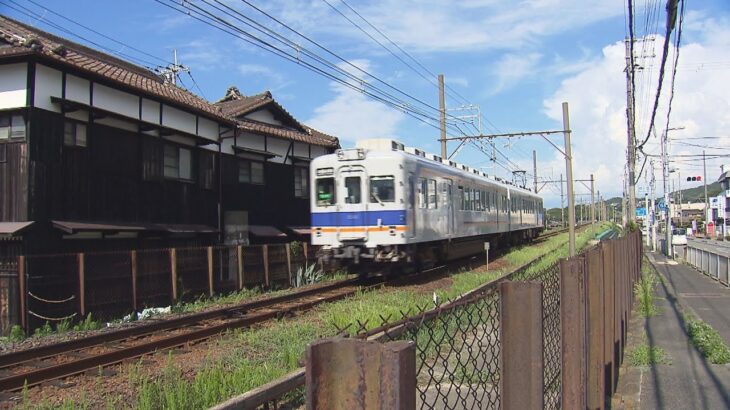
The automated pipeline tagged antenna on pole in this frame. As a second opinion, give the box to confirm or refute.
[158,49,190,86]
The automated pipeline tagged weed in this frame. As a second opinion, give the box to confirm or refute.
[73,313,100,332]
[9,324,26,342]
[635,273,659,317]
[56,317,73,333]
[686,316,730,364]
[292,264,324,288]
[33,321,53,337]
[629,341,670,366]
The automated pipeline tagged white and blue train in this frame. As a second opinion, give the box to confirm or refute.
[310,139,544,267]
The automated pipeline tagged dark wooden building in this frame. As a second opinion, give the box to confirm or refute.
[0,15,339,255]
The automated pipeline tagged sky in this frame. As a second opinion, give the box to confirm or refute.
[2,0,729,208]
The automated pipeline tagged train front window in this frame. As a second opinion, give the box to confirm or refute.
[316,178,335,206]
[370,176,395,203]
[345,176,362,204]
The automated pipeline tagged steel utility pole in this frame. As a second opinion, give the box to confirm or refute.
[563,102,576,256]
[704,150,709,229]
[438,74,447,159]
[533,150,538,192]
[590,174,595,227]
[662,129,671,257]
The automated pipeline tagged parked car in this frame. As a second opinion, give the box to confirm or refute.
[672,228,688,246]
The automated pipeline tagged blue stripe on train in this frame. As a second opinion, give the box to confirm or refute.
[312,210,407,227]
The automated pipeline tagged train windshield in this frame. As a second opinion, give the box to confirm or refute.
[370,176,395,203]
[316,177,335,206]
[345,176,362,204]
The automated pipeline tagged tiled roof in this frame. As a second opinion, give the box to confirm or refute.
[0,15,231,124]
[238,119,339,148]
[0,16,340,148]
[217,86,339,148]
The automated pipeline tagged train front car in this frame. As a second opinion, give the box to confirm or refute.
[310,140,409,267]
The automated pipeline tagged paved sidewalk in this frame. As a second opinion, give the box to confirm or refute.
[614,251,730,409]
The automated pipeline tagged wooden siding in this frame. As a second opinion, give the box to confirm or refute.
[0,141,28,221]
[221,154,309,227]
[27,108,219,226]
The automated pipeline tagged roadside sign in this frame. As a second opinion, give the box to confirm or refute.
[636,207,647,217]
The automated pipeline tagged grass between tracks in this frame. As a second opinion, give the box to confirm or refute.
[26,223,610,409]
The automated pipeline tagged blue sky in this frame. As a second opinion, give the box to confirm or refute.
[3,0,729,207]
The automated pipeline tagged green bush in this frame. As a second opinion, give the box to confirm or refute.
[9,325,26,342]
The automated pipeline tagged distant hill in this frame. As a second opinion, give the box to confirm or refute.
[544,182,721,223]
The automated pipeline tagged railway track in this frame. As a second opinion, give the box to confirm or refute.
[0,276,381,392]
[0,227,573,393]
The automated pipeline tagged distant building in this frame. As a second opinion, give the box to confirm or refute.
[709,167,730,237]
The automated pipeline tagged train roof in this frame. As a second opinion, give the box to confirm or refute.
[347,139,541,199]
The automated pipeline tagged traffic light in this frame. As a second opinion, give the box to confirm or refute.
[686,176,702,181]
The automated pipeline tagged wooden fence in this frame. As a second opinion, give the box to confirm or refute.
[9,243,318,334]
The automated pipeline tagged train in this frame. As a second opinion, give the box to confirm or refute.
[310,139,544,269]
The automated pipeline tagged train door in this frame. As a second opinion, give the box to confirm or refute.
[408,173,416,238]
[445,179,454,236]
[337,166,368,241]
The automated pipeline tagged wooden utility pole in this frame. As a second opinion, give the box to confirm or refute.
[439,74,447,159]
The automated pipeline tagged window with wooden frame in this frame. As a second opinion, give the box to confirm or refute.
[199,150,216,190]
[294,166,309,198]
[163,144,192,180]
[238,159,265,184]
[0,113,26,141]
[63,120,87,147]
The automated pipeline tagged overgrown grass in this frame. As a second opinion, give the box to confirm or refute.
[686,315,730,364]
[629,340,670,366]
[24,223,609,409]
[635,272,659,317]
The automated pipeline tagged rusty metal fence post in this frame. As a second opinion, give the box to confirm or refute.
[18,255,26,332]
[560,257,587,409]
[585,246,605,410]
[263,244,270,287]
[78,253,86,317]
[500,281,543,410]
[306,337,415,410]
[207,246,214,297]
[169,248,178,302]
[130,250,138,312]
[601,240,617,395]
[237,245,244,290]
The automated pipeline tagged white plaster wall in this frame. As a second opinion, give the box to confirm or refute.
[311,145,328,158]
[245,110,282,126]
[95,116,137,132]
[221,137,235,155]
[293,142,309,158]
[141,98,160,124]
[65,74,90,104]
[65,110,89,122]
[236,132,265,151]
[163,133,196,147]
[266,137,290,164]
[198,116,218,141]
[94,83,138,119]
[34,64,62,112]
[162,105,196,134]
[0,63,27,109]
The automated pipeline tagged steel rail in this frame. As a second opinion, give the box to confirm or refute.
[0,277,371,391]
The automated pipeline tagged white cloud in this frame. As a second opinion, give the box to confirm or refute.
[306,60,404,143]
[542,20,730,203]
[490,52,542,94]
[257,0,622,53]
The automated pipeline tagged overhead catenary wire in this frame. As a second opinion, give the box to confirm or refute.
[152,0,455,134]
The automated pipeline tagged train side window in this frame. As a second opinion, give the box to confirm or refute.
[316,178,336,206]
[345,176,361,204]
[465,188,472,211]
[418,178,427,208]
[458,186,464,211]
[370,176,395,203]
[428,179,438,209]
